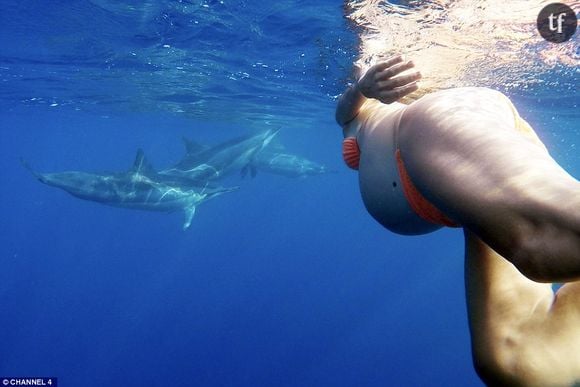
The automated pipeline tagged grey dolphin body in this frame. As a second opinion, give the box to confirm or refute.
[25,150,237,229]
[253,151,329,178]
[159,129,279,181]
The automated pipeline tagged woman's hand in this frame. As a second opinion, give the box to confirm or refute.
[356,56,421,104]
[335,55,420,127]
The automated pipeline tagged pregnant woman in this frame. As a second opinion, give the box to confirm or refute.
[336,55,580,385]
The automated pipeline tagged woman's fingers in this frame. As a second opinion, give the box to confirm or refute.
[378,82,419,103]
[380,55,405,69]
[375,60,415,82]
[368,55,404,75]
[358,56,420,102]
[377,71,422,90]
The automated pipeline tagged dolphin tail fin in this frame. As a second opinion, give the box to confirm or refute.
[241,164,257,179]
[267,127,281,137]
[262,128,281,150]
[261,132,285,155]
[241,127,281,178]
[20,158,42,179]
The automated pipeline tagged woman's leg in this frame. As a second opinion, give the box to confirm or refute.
[398,88,580,282]
[465,230,580,386]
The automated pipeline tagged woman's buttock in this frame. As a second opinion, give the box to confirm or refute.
[398,87,547,165]
[401,87,534,138]
[355,87,546,236]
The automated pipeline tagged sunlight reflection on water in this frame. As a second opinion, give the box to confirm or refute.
[345,0,579,97]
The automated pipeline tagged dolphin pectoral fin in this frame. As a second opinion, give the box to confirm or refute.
[183,205,196,230]
[241,165,248,178]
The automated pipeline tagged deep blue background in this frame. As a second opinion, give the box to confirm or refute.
[0,1,577,386]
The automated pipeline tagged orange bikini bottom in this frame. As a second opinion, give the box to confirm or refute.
[343,136,457,227]
[393,108,541,228]
[394,149,459,227]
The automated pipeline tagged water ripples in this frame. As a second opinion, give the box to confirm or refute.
[0,0,356,128]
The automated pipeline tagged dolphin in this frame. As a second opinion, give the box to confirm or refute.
[23,150,238,229]
[159,128,279,181]
[253,151,330,178]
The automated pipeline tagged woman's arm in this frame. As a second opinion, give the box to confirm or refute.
[335,55,421,127]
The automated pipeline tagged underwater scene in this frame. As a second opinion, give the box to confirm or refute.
[1,1,578,386]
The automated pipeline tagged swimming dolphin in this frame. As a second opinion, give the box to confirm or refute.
[24,150,238,229]
[253,151,330,178]
[159,128,279,181]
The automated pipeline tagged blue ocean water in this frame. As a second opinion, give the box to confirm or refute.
[0,1,577,386]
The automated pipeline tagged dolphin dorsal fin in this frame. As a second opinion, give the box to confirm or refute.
[182,137,208,155]
[131,149,155,174]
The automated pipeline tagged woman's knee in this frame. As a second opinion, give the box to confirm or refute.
[507,223,580,283]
